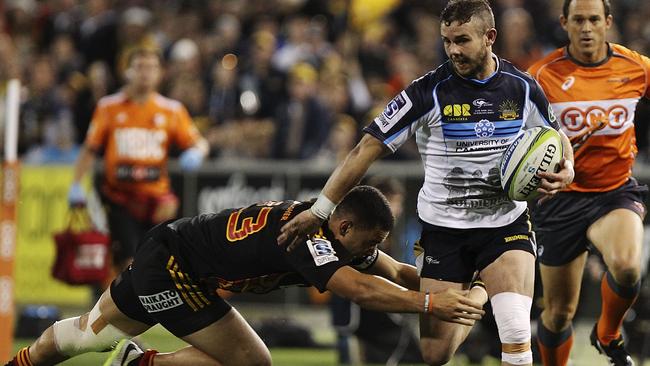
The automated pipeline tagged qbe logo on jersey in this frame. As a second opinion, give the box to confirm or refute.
[307,238,339,266]
[139,290,183,313]
[376,91,413,133]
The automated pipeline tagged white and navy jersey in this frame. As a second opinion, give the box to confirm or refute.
[364,56,560,228]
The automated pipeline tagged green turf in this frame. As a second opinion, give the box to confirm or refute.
[13,325,340,366]
[12,323,650,366]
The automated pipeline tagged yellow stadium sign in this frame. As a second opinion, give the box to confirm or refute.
[15,166,91,306]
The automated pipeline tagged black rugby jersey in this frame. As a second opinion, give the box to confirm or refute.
[162,200,378,294]
[364,55,560,228]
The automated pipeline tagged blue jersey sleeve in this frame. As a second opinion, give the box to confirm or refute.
[363,73,436,151]
[525,78,560,130]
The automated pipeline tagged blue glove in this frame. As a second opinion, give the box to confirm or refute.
[68,182,86,207]
[179,147,204,171]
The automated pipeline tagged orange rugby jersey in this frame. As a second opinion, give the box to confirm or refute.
[85,91,201,196]
[528,44,650,192]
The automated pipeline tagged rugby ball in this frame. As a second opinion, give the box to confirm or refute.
[500,126,563,201]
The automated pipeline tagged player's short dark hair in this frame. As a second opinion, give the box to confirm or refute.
[563,0,611,18]
[126,47,163,66]
[335,185,394,232]
[441,0,495,32]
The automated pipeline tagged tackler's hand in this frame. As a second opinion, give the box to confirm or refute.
[428,288,485,326]
[277,209,324,252]
[536,158,574,203]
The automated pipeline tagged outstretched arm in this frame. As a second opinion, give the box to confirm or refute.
[278,134,390,249]
[326,266,484,325]
[361,250,420,291]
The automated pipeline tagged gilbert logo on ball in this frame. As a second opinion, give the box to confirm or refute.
[500,126,563,201]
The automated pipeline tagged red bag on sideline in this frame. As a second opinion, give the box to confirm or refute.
[52,208,111,285]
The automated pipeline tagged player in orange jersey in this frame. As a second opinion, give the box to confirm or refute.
[68,48,209,274]
[528,1,650,365]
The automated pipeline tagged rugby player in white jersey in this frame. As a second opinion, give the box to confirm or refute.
[279,1,575,364]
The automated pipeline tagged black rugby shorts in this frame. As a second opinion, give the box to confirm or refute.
[110,226,231,337]
[418,210,536,283]
[532,178,647,266]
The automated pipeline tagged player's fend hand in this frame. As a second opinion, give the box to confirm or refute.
[277,210,324,251]
[429,288,485,326]
[536,158,574,203]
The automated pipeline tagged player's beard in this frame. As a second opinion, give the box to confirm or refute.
[451,47,490,79]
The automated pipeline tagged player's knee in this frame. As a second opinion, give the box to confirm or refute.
[422,350,452,366]
[420,342,454,365]
[545,305,577,331]
[492,292,533,365]
[52,303,127,356]
[609,260,640,286]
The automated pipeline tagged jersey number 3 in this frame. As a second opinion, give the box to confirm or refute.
[226,208,271,242]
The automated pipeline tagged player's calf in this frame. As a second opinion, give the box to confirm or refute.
[52,300,128,358]
[492,292,533,365]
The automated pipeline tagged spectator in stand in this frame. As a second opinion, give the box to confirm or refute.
[495,7,543,70]
[272,62,332,159]
[73,61,114,145]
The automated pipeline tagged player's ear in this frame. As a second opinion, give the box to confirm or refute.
[485,28,497,47]
[340,221,353,237]
[605,14,613,29]
[560,15,568,30]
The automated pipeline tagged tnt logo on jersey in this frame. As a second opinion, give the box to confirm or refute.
[560,105,629,131]
[377,91,413,133]
[307,238,339,266]
[139,290,183,313]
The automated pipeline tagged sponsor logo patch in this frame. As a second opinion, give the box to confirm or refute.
[504,234,529,243]
[498,100,520,120]
[561,76,575,91]
[607,77,630,83]
[377,91,413,133]
[443,104,472,117]
[307,238,339,266]
[154,113,167,127]
[425,256,439,265]
[548,104,557,124]
[473,98,493,108]
[474,119,495,138]
[138,290,183,313]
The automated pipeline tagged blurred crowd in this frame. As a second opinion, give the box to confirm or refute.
[1,0,650,163]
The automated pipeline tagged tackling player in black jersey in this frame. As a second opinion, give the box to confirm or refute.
[7,186,484,366]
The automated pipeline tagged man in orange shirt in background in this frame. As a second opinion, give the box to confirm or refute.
[68,47,209,274]
[528,1,650,365]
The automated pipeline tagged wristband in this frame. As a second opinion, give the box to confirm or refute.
[310,194,336,220]
[424,291,431,313]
